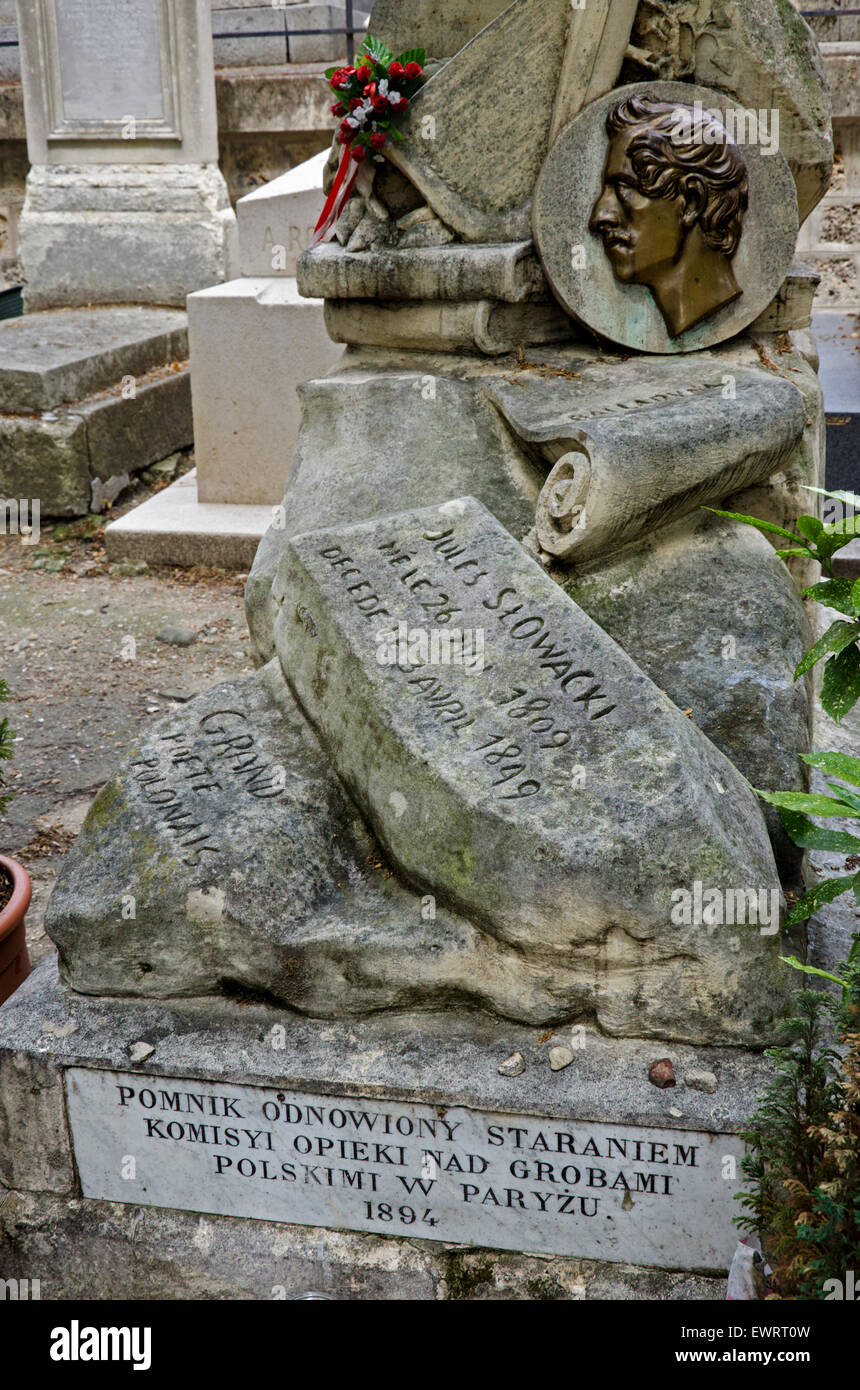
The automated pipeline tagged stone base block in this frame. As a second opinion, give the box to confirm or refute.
[0,956,766,1287]
[188,276,339,506]
[19,165,238,312]
[104,468,273,569]
[0,1186,725,1301]
[0,306,192,516]
[237,150,328,278]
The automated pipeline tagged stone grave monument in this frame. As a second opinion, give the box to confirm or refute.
[0,0,238,517]
[0,0,836,1297]
[105,150,339,571]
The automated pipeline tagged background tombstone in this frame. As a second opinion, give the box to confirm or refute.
[15,0,238,309]
[105,149,338,569]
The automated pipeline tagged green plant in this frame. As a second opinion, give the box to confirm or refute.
[735,989,845,1296]
[0,678,15,816]
[755,750,860,926]
[709,487,860,723]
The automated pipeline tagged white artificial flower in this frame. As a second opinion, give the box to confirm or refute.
[388,89,402,104]
[378,78,389,97]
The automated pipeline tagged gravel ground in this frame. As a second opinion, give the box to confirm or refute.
[0,459,255,966]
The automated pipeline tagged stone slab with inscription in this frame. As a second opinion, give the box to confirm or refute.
[0,955,776,1275]
[274,496,792,1045]
[65,1068,736,1267]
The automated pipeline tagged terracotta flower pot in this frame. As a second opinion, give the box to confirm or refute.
[0,853,32,1006]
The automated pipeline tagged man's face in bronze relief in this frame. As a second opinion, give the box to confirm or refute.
[589,96,750,338]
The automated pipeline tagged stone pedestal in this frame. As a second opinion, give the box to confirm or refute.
[189,277,336,505]
[106,149,338,568]
[0,955,762,1290]
[19,163,236,312]
[16,0,238,310]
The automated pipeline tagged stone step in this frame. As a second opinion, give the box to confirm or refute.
[0,306,188,413]
[104,468,273,570]
[0,359,191,517]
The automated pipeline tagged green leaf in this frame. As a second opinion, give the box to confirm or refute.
[817,523,860,564]
[360,35,394,67]
[802,578,858,616]
[779,808,860,853]
[397,48,426,66]
[756,789,860,818]
[704,508,804,543]
[777,548,817,561]
[779,955,848,987]
[821,643,860,725]
[824,780,860,815]
[785,872,860,927]
[796,514,825,544]
[794,620,860,679]
[805,485,860,511]
[802,750,860,788]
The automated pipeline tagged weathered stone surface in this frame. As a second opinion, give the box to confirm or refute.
[323,298,573,355]
[297,240,547,303]
[533,81,799,354]
[82,366,192,486]
[277,497,791,1043]
[556,510,814,882]
[491,365,806,562]
[0,363,192,518]
[0,307,188,413]
[19,164,238,311]
[0,412,91,516]
[245,360,545,663]
[370,0,513,62]
[384,0,637,241]
[0,1187,729,1298]
[245,335,825,662]
[622,0,834,224]
[0,1048,75,1195]
[65,1064,739,1266]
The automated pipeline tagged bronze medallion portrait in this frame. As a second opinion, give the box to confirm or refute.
[589,95,749,338]
[533,82,798,354]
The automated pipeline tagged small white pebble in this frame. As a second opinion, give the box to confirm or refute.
[549,1045,574,1072]
[498,1051,525,1077]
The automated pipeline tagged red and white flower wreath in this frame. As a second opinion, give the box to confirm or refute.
[312,36,426,245]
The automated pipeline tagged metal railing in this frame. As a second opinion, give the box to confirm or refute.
[2,2,368,64]
[213,0,365,64]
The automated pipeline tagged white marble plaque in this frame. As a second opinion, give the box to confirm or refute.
[54,0,165,122]
[66,1068,741,1270]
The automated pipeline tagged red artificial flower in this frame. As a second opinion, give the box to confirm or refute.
[352,144,368,161]
[372,95,388,114]
[390,95,409,112]
[349,97,363,110]
[404,62,422,79]
[356,64,372,83]
[339,117,355,136]
[331,102,347,117]
[370,131,387,151]
[388,61,404,77]
[337,128,353,146]
[330,67,354,89]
